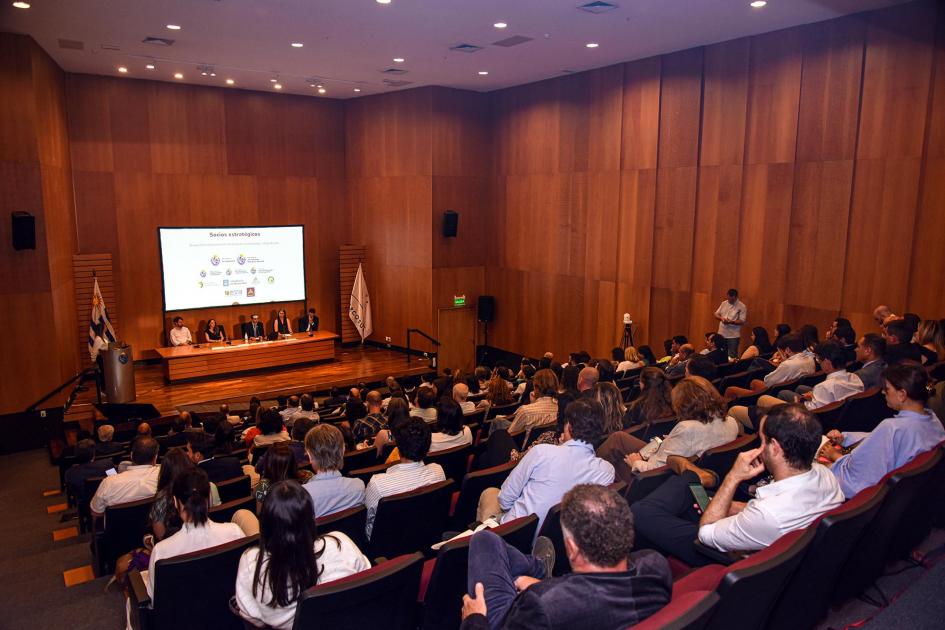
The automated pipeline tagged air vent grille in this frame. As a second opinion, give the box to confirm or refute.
[380,68,408,75]
[449,43,483,53]
[492,35,533,48]
[58,39,84,50]
[143,37,175,46]
[382,79,412,87]
[578,1,619,14]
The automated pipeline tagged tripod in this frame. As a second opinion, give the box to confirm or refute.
[621,323,634,349]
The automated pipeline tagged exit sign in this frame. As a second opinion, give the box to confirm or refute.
[453,294,466,306]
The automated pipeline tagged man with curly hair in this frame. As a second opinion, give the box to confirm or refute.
[461,484,671,630]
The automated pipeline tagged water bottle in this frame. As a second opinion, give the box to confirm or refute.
[244,332,248,344]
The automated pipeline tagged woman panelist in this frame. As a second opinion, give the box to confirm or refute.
[273,309,293,337]
[204,318,227,343]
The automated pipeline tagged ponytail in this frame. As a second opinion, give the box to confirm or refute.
[172,468,211,526]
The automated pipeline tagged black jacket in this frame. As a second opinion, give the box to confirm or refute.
[198,456,243,483]
[299,315,319,332]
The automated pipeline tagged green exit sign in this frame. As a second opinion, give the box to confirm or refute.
[453,295,466,306]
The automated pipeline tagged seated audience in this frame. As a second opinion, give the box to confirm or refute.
[665,344,694,378]
[576,366,600,394]
[189,434,242,483]
[65,439,113,502]
[477,399,615,531]
[819,362,945,498]
[279,395,301,426]
[598,377,738,484]
[303,424,365,518]
[255,442,313,508]
[364,418,446,537]
[479,373,514,410]
[624,368,674,428]
[916,319,945,363]
[873,304,895,327]
[430,398,474,452]
[594,382,626,436]
[146,468,246,598]
[462,484,671,630]
[352,390,386,444]
[631,404,844,566]
[501,369,559,434]
[220,403,242,427]
[616,346,645,373]
[453,383,477,414]
[854,333,888,390]
[773,323,792,345]
[725,334,815,399]
[235,480,370,630]
[253,408,290,454]
[884,319,925,364]
[95,424,125,457]
[90,437,160,516]
[637,345,658,366]
[740,326,775,360]
[704,334,730,365]
[666,336,689,365]
[410,387,439,423]
[799,324,820,352]
[255,417,314,472]
[685,354,718,382]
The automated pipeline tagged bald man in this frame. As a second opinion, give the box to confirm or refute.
[453,383,476,414]
[873,305,895,327]
[577,366,600,395]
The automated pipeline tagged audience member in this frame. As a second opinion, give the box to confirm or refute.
[95,424,125,457]
[854,333,888,390]
[453,383,477,414]
[637,345,658,366]
[884,319,925,365]
[351,390,386,444]
[616,346,645,373]
[576,366,600,394]
[253,408,290,454]
[504,369,559,434]
[624,368,674,428]
[685,354,718,382]
[302,424,365,518]
[773,323,792,345]
[462,484,671,630]
[704,334,730,365]
[430,398,474,452]
[873,305,894,327]
[740,326,774,360]
[411,387,439,423]
[724,334,815,399]
[220,403,242,427]
[189,434,242,483]
[255,442,313,508]
[90,437,160,516]
[137,422,152,438]
[279,396,301,426]
[798,324,820,352]
[665,344,695,378]
[593,382,626,436]
[65,439,112,502]
[916,319,945,363]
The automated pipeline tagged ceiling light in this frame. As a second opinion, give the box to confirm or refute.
[117,66,128,73]
[225,78,235,85]
[317,84,323,88]
[145,64,155,70]
[166,24,181,30]
[270,78,278,83]
[750,1,767,6]
[318,88,326,94]
[585,42,599,48]
[376,0,392,4]
[493,22,508,29]
[174,72,183,79]
[291,42,304,48]
[210,72,216,77]
[354,88,361,92]
[12,2,31,8]
[478,71,489,75]
[393,57,405,63]
[201,71,208,76]
[274,83,282,90]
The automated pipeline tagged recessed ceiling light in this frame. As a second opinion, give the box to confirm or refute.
[225,78,235,85]
[318,87,326,94]
[12,2,31,8]
[117,66,128,74]
[166,24,181,30]
[376,0,391,4]
[291,42,304,48]
[274,83,282,90]
[750,1,767,6]
[210,72,216,77]
[201,71,208,76]
[270,78,278,83]
[354,88,361,92]
[585,42,599,48]
[493,22,508,29]
[173,72,183,79]
[478,71,489,75]
[317,84,323,88]
[393,57,405,63]
[145,64,155,70]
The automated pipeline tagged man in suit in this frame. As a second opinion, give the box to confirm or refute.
[65,439,114,503]
[884,319,923,365]
[299,307,319,333]
[94,424,125,458]
[187,434,242,482]
[243,313,265,340]
[854,333,888,390]
[704,334,730,365]
[462,484,671,630]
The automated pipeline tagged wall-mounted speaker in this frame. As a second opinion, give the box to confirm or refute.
[442,210,458,238]
[11,212,36,250]
[478,295,495,322]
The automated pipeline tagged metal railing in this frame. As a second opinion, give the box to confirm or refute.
[405,328,440,367]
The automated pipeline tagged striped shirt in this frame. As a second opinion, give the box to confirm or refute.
[507,396,559,434]
[364,461,446,537]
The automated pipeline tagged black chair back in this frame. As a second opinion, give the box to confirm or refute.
[716,359,752,379]
[216,475,252,503]
[79,475,106,533]
[718,369,764,393]
[370,480,454,558]
[341,447,380,474]
[148,535,258,630]
[451,461,517,530]
[210,495,255,524]
[292,553,423,630]
[426,444,473,487]
[623,466,675,506]
[627,417,677,441]
[317,505,368,553]
[349,462,395,486]
[487,401,521,420]
[811,399,846,433]
[536,504,571,576]
[697,434,759,481]
[836,388,892,433]
[462,408,487,426]
[522,422,556,449]
[95,496,154,575]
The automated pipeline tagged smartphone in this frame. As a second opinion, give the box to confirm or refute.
[689,483,711,514]
[105,467,118,477]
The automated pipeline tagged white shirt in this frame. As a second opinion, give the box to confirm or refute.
[430,426,473,453]
[364,461,446,537]
[715,300,747,338]
[458,400,477,415]
[90,464,159,514]
[616,360,645,372]
[632,417,739,472]
[409,407,438,423]
[804,370,864,410]
[763,352,816,387]
[235,532,370,630]
[169,326,192,346]
[90,336,107,362]
[698,463,844,552]
[147,520,245,599]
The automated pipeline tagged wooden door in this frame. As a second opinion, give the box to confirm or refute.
[437,306,476,374]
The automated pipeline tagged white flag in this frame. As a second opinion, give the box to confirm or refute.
[348,263,373,341]
[88,276,116,358]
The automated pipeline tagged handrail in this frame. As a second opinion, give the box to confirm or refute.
[26,368,96,412]
[406,328,440,367]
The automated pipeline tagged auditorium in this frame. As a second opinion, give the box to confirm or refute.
[2,0,945,628]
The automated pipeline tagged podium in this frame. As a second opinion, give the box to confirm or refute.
[102,344,136,403]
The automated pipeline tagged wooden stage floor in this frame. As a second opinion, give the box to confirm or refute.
[71,346,432,417]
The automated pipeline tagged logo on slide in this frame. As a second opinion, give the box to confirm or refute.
[250,267,257,274]
[198,281,204,288]
[226,268,232,276]
[267,276,275,284]
[211,255,221,266]
[223,279,229,287]
[199,270,206,278]
[237,254,246,265]
[246,287,256,297]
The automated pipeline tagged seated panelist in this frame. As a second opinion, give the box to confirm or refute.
[300,307,319,333]
[273,309,293,336]
[204,318,227,343]
[169,316,193,346]
[243,314,265,341]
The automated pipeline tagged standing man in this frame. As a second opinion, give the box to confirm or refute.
[715,288,746,359]
[300,307,320,333]
[169,316,193,346]
[244,314,265,341]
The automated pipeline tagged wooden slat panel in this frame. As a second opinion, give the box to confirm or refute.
[339,246,366,343]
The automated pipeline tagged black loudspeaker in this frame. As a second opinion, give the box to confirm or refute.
[442,210,458,238]
[11,212,36,250]
[477,295,495,322]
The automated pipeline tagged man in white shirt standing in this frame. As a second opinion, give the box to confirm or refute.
[168,316,193,346]
[715,288,747,359]
[632,404,843,566]
[90,437,161,517]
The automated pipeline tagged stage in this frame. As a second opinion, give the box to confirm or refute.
[69,345,433,419]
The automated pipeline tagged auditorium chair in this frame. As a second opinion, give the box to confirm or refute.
[369,479,454,559]
[78,475,107,533]
[629,591,720,630]
[696,434,759,482]
[717,368,765,394]
[209,495,255,524]
[291,553,424,630]
[536,504,571,576]
[462,408,487,427]
[349,461,395,486]
[627,416,678,441]
[833,446,943,605]
[886,441,945,562]
[216,475,252,503]
[426,444,474,487]
[92,495,155,576]
[317,505,368,552]
[129,535,258,630]
[487,401,521,420]
[929,360,945,381]
[715,359,752,379]
[450,460,518,530]
[765,483,888,630]
[341,446,381,474]
[522,422,557,449]
[810,399,846,433]
[249,444,270,464]
[418,515,539,630]
[672,527,816,630]
[623,464,680,506]
[834,387,892,433]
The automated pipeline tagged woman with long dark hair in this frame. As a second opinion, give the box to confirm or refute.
[273,309,292,336]
[740,327,774,360]
[204,318,227,342]
[624,368,674,428]
[235,481,370,629]
[256,442,312,509]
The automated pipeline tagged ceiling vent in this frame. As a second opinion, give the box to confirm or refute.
[142,36,175,46]
[58,39,84,51]
[380,67,408,75]
[449,43,483,53]
[382,79,413,87]
[492,35,533,48]
[578,1,619,13]
[100,43,121,51]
